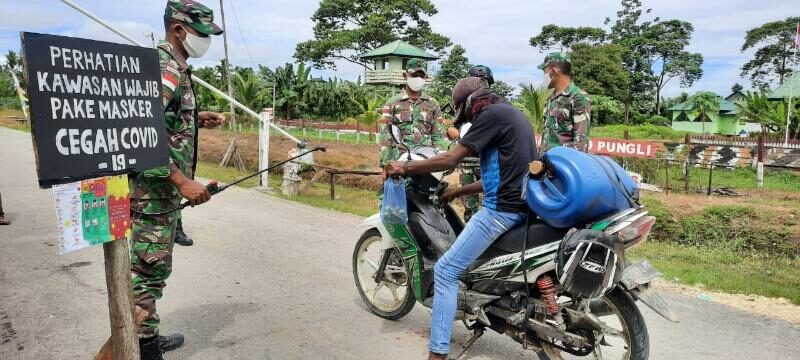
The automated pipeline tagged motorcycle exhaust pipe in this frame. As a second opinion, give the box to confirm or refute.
[486,306,589,349]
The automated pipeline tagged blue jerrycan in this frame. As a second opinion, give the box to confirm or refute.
[526,147,638,228]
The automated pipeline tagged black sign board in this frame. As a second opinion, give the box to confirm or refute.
[21,32,168,188]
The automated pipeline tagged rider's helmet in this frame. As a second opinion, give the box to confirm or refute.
[555,229,625,299]
[468,65,495,86]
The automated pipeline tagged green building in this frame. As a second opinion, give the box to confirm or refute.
[359,40,438,87]
[669,93,760,136]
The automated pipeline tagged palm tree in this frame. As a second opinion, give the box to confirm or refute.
[232,70,270,127]
[737,91,799,135]
[685,91,720,134]
[516,83,551,133]
[344,95,385,143]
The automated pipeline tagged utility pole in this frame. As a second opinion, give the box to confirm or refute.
[218,0,245,170]
[144,32,155,48]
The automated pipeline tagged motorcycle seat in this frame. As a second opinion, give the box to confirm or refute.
[491,219,569,254]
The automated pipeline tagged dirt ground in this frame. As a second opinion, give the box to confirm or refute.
[199,128,383,190]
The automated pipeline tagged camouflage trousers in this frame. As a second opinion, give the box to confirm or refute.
[130,198,180,339]
[460,164,480,222]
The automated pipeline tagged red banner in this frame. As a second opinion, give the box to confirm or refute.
[588,138,658,158]
[533,136,659,159]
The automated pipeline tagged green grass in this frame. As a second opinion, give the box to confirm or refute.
[593,124,688,142]
[629,241,800,305]
[626,161,800,192]
[642,197,798,257]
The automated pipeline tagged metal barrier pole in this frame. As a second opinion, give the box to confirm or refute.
[707,162,714,196]
[58,0,301,145]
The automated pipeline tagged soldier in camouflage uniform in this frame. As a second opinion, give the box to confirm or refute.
[538,52,591,153]
[378,58,448,169]
[129,1,224,358]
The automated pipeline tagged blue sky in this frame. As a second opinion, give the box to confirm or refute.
[0,0,795,97]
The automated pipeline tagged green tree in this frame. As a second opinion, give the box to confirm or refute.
[646,20,703,115]
[232,69,270,126]
[192,66,223,111]
[530,1,704,122]
[344,94,385,143]
[662,92,689,113]
[3,50,25,90]
[571,43,630,102]
[259,63,312,119]
[604,0,660,122]
[515,83,551,133]
[430,44,470,103]
[529,24,606,50]
[736,91,799,136]
[731,83,744,94]
[740,17,800,88]
[490,81,515,98]
[590,94,624,125]
[294,0,450,70]
[685,91,720,134]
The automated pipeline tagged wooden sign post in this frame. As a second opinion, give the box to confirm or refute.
[103,240,139,359]
[21,32,170,359]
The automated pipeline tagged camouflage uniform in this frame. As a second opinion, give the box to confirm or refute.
[378,59,447,167]
[538,53,591,153]
[128,0,222,340]
[457,65,496,221]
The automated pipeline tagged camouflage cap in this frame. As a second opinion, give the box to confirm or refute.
[405,58,428,75]
[468,65,494,86]
[165,0,223,36]
[537,52,571,70]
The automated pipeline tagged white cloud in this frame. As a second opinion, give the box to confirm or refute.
[0,0,794,97]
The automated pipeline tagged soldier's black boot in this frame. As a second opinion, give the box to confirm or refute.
[158,333,185,352]
[173,219,193,246]
[139,337,164,360]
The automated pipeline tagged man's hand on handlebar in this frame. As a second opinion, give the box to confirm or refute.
[385,161,407,178]
[439,187,460,203]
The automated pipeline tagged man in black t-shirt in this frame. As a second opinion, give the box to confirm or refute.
[385,77,537,359]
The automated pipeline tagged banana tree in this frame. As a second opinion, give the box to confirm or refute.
[258,63,312,120]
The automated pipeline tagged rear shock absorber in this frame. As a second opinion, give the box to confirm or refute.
[536,275,560,315]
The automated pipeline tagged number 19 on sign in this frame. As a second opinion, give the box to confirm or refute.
[112,154,126,171]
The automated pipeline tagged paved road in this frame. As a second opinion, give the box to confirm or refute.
[1,127,798,360]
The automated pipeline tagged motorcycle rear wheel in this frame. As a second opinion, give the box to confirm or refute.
[353,228,416,320]
[537,288,649,360]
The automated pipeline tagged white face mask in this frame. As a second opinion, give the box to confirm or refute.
[406,76,426,92]
[181,26,211,58]
[544,70,556,85]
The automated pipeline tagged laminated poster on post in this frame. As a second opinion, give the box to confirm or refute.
[53,175,131,254]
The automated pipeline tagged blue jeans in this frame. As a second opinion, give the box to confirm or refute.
[429,207,526,354]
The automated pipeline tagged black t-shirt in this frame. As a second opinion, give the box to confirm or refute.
[459,102,537,213]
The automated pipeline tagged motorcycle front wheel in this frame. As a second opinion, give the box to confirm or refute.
[352,228,415,320]
[537,288,649,360]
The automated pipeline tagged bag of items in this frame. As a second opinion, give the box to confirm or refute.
[381,178,408,224]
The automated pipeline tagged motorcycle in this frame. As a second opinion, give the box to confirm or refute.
[353,147,677,360]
